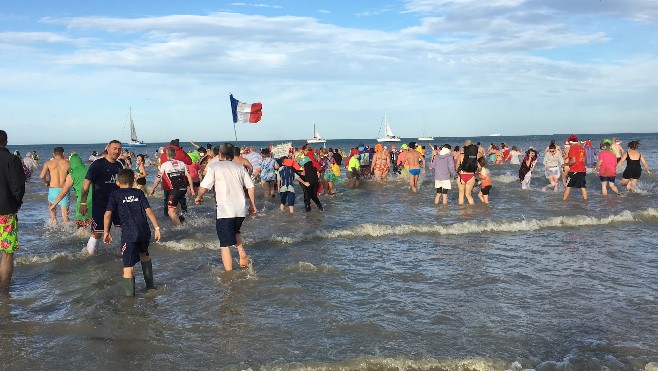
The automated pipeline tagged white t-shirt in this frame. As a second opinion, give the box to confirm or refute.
[200,160,255,218]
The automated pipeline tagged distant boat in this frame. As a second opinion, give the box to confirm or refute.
[489,133,501,137]
[123,107,147,148]
[376,112,401,142]
[418,117,434,141]
[306,122,326,144]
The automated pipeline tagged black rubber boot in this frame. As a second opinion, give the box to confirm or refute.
[141,261,155,290]
[123,277,135,297]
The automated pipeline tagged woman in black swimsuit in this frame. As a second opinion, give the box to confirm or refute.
[616,140,651,191]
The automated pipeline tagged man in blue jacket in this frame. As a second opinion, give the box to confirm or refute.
[0,130,26,290]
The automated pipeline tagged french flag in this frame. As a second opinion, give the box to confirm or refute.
[230,94,263,124]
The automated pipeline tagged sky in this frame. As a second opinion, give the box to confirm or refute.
[1,0,658,144]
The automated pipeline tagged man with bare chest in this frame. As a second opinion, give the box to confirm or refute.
[404,142,426,193]
[40,147,71,224]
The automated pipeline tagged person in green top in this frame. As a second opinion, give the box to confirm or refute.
[49,153,93,231]
[346,148,361,188]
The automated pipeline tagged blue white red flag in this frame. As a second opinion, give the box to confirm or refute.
[230,94,262,124]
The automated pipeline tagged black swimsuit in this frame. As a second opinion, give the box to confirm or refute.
[622,154,642,180]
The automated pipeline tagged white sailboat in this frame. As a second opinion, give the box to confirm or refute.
[417,117,434,141]
[376,112,401,142]
[306,122,326,144]
[123,107,146,148]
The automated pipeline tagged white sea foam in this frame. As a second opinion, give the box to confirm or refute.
[269,208,657,243]
[492,174,519,183]
[16,250,86,265]
[260,355,510,371]
[286,261,339,274]
[159,239,218,251]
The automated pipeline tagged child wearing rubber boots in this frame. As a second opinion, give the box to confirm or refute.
[103,169,161,296]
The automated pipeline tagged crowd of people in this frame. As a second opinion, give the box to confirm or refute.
[0,130,653,296]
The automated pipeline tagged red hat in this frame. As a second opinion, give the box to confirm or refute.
[567,134,579,144]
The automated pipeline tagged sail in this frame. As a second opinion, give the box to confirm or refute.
[313,124,321,139]
[130,113,138,142]
[384,122,394,137]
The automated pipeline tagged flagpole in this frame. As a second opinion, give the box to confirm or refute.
[233,121,238,142]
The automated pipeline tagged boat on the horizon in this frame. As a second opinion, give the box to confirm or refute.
[417,117,434,141]
[123,107,147,148]
[376,112,401,142]
[489,133,501,137]
[306,122,326,144]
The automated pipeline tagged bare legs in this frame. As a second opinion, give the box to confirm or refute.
[458,176,475,205]
[0,252,14,289]
[220,234,249,271]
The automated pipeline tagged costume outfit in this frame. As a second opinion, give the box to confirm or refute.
[69,154,93,228]
[566,144,587,188]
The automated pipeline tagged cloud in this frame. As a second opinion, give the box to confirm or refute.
[0,31,80,44]
[230,2,282,9]
[2,7,658,143]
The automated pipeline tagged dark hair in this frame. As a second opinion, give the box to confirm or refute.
[628,140,639,150]
[108,140,121,146]
[213,146,220,156]
[206,143,212,150]
[54,146,65,155]
[443,144,452,150]
[454,146,460,151]
[220,143,236,160]
[0,129,7,144]
[117,169,135,185]
[166,147,176,158]
[548,144,556,150]
[137,154,145,162]
[234,147,241,156]
[478,157,487,167]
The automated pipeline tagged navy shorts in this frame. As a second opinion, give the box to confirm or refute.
[566,172,587,188]
[280,191,295,206]
[215,217,245,247]
[599,176,615,183]
[480,185,492,195]
[91,203,121,234]
[167,189,187,208]
[121,240,150,267]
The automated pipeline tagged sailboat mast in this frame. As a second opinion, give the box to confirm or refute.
[129,107,138,142]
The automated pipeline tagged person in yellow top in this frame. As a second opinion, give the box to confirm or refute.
[346,149,361,188]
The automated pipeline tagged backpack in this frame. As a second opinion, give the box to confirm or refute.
[461,145,478,172]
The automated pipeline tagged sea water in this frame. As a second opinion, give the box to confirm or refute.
[2,133,657,370]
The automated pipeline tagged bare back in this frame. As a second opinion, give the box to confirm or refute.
[42,157,71,188]
[405,150,423,170]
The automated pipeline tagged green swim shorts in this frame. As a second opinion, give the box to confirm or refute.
[0,214,19,253]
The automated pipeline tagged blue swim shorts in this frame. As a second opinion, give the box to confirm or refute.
[409,169,421,176]
[48,188,70,207]
[599,176,615,183]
